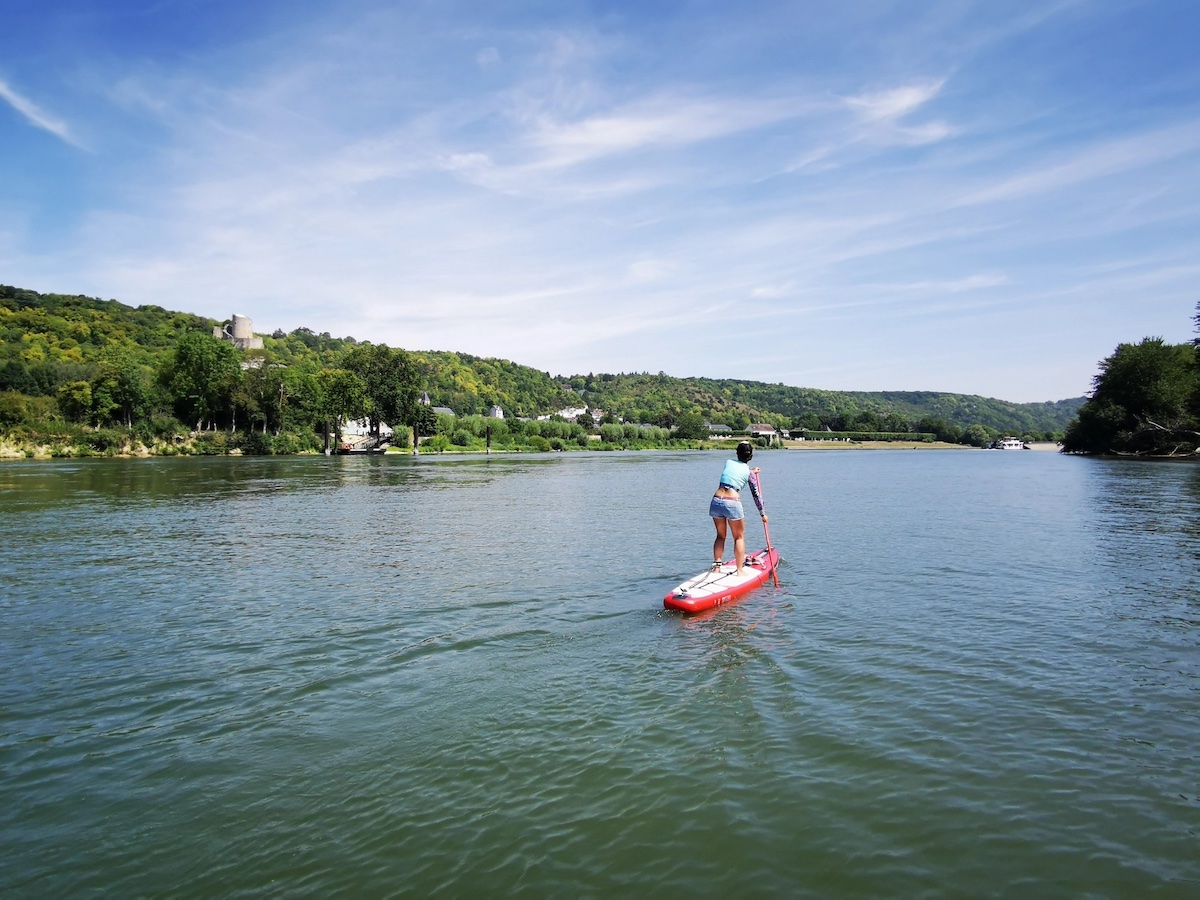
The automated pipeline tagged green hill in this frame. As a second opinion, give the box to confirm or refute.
[1,285,1081,444]
[559,372,1082,435]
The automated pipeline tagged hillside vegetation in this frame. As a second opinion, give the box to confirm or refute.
[1,284,1081,455]
[561,372,1081,436]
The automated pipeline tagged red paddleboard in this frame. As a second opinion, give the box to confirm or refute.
[663,547,779,613]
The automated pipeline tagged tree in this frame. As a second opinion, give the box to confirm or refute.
[0,390,30,426]
[164,332,242,430]
[914,417,961,443]
[673,411,708,440]
[103,360,153,428]
[963,423,997,447]
[1192,300,1200,423]
[411,404,438,447]
[239,358,298,434]
[851,410,881,432]
[343,343,420,437]
[57,380,92,423]
[277,367,321,435]
[727,410,750,432]
[314,368,369,444]
[1062,337,1198,455]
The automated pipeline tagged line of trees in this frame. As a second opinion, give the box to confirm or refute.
[414,414,675,453]
[0,325,424,453]
[0,323,714,454]
[788,410,1057,447]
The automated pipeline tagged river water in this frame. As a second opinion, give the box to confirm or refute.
[1,449,1197,896]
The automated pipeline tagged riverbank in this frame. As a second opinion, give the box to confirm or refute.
[1,435,1064,460]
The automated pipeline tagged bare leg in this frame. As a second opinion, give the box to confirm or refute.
[712,517,727,566]
[730,518,747,574]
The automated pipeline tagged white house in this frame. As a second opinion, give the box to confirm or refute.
[538,406,589,422]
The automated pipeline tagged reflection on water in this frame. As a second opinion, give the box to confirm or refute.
[1,451,1198,896]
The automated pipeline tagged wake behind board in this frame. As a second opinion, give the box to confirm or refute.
[663,547,779,614]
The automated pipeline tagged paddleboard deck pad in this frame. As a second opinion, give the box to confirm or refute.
[663,547,779,613]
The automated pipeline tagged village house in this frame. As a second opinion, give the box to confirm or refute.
[420,392,455,417]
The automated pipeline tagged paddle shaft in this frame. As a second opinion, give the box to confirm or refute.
[750,471,780,587]
[762,519,780,587]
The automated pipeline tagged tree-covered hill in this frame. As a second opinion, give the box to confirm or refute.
[559,372,1083,435]
[412,351,564,419]
[1,284,1081,444]
[0,285,213,392]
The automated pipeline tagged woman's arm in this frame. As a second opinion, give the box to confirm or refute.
[747,467,765,517]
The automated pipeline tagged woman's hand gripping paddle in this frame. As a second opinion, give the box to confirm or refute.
[749,471,780,587]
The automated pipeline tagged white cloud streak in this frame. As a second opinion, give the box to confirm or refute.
[845,80,945,121]
[0,78,82,148]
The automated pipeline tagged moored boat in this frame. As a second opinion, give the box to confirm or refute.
[994,437,1028,450]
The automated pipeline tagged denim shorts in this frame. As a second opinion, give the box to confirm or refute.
[708,496,745,520]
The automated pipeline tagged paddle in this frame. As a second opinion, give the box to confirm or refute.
[749,471,780,587]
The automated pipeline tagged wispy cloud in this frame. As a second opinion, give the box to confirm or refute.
[845,80,945,121]
[525,92,809,169]
[842,79,954,146]
[0,78,82,148]
[881,274,1011,293]
[751,282,796,299]
[954,119,1200,207]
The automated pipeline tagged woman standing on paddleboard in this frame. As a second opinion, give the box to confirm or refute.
[710,441,767,576]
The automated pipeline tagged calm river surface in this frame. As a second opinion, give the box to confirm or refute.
[1,449,1198,897]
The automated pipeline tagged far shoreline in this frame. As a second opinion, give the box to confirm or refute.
[1,438,1063,460]
[781,440,1063,451]
[782,439,969,451]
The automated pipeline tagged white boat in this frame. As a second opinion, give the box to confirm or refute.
[995,436,1028,450]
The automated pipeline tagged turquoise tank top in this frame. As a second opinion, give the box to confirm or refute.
[719,459,751,490]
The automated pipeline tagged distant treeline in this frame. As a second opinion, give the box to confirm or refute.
[799,431,938,442]
[567,372,1082,439]
[1,284,1084,455]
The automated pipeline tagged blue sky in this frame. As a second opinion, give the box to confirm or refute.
[2,0,1198,402]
